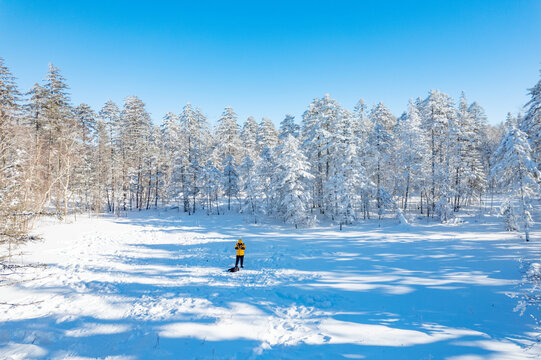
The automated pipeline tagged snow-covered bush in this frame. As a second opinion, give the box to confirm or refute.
[501,200,519,232]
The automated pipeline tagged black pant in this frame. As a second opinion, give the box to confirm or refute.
[235,255,244,267]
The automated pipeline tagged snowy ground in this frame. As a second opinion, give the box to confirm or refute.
[1,209,540,359]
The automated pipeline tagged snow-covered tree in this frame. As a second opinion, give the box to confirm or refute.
[0,57,32,242]
[99,100,121,212]
[238,155,263,222]
[200,160,222,215]
[273,135,314,228]
[180,103,210,213]
[468,101,490,201]
[222,154,240,211]
[240,116,259,159]
[73,103,97,209]
[121,96,152,210]
[25,82,47,143]
[42,63,78,215]
[256,117,279,152]
[353,98,371,145]
[521,70,541,170]
[214,106,242,166]
[278,114,299,140]
[366,103,395,219]
[420,90,455,218]
[93,118,111,211]
[255,146,276,215]
[501,199,519,232]
[301,94,343,213]
[160,111,181,208]
[395,100,428,214]
[449,93,486,211]
[492,124,540,241]
[332,135,373,228]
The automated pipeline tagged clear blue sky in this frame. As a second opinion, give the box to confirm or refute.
[1,0,540,126]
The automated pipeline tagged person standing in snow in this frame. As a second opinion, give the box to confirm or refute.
[235,239,245,268]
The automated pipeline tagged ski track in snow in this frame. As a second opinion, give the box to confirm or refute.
[0,210,540,359]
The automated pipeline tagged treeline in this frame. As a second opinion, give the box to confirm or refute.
[0,58,539,242]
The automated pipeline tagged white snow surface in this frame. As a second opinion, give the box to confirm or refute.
[1,210,540,359]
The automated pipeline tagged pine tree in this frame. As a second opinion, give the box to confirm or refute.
[278,114,299,140]
[353,98,371,144]
[255,146,276,215]
[222,154,240,211]
[180,103,210,213]
[420,90,455,218]
[449,93,486,211]
[239,155,262,222]
[256,117,279,152]
[25,82,47,143]
[367,103,395,219]
[0,57,31,243]
[161,111,181,209]
[301,94,343,213]
[467,100,489,203]
[240,116,259,159]
[395,100,428,214]
[74,103,97,209]
[273,135,314,228]
[42,63,78,215]
[99,100,121,212]
[521,70,541,170]
[214,106,242,167]
[492,124,540,241]
[501,199,519,232]
[332,133,373,228]
[201,160,222,215]
[93,119,111,212]
[121,96,152,210]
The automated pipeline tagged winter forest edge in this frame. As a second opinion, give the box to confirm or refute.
[0,57,540,247]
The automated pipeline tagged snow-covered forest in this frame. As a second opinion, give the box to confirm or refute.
[0,57,540,242]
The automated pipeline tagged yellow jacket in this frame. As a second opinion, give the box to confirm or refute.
[235,240,245,256]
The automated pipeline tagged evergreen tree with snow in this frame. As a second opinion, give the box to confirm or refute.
[121,96,152,210]
[332,133,373,228]
[93,118,111,211]
[353,98,371,144]
[161,111,181,208]
[301,94,344,213]
[419,90,455,218]
[180,103,210,213]
[0,57,31,241]
[255,146,277,215]
[42,63,78,215]
[366,103,395,219]
[213,106,242,166]
[200,160,222,215]
[467,100,490,201]
[256,117,279,153]
[492,124,540,241]
[449,93,486,211]
[73,103,97,209]
[222,154,240,211]
[501,199,519,232]
[25,82,48,144]
[521,70,541,171]
[238,155,263,222]
[395,100,428,214]
[273,135,314,228]
[99,100,122,212]
[240,116,259,159]
[278,114,299,140]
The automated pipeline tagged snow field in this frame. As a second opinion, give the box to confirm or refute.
[0,210,540,359]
